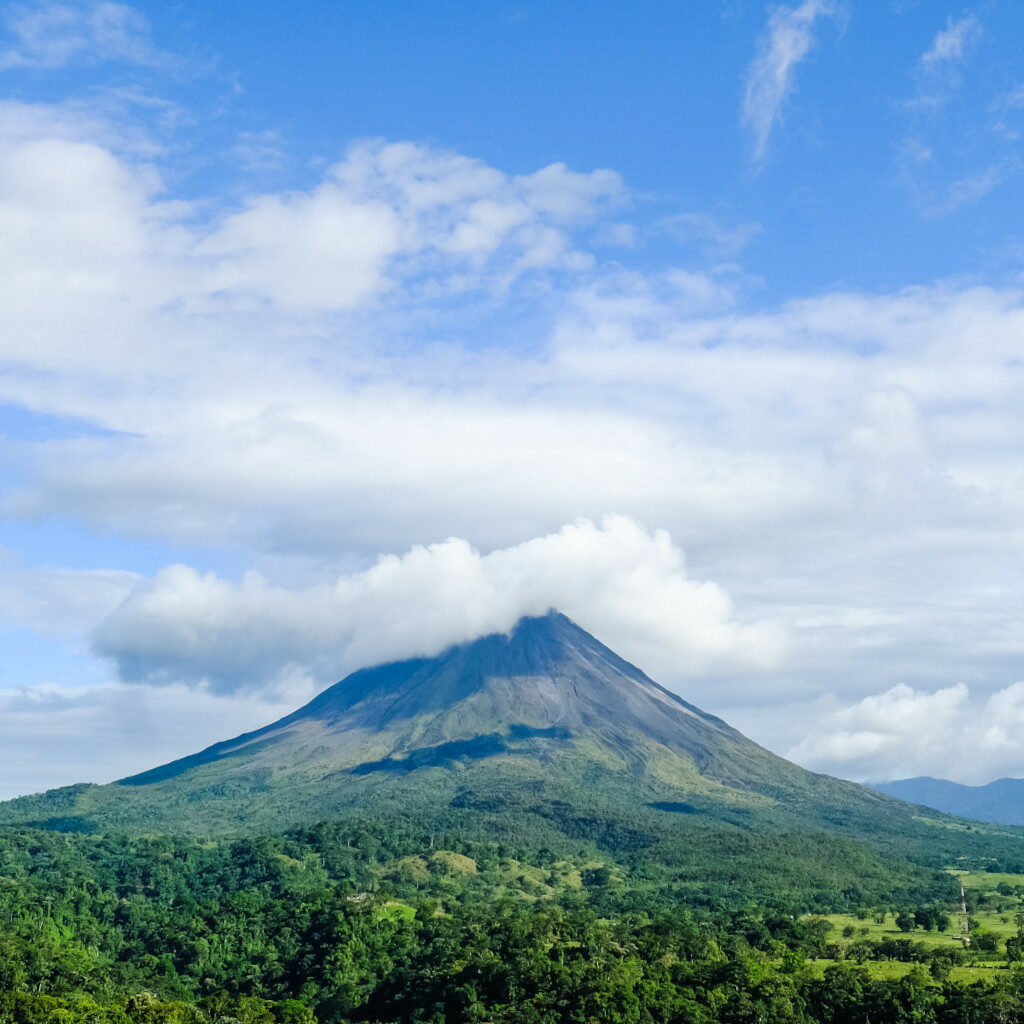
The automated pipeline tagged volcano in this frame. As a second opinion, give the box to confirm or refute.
[1,611,1015,882]
[121,610,761,789]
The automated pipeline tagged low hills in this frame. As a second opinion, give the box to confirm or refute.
[874,776,1024,827]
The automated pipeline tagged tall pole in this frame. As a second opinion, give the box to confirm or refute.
[960,884,971,947]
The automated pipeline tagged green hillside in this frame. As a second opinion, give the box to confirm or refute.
[6,613,1024,1021]
[4,612,1024,905]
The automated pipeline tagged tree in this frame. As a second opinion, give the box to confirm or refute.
[894,910,916,932]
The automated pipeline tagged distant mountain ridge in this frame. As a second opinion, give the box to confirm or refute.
[872,776,1024,826]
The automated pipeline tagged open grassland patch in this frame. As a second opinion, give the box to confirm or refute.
[953,869,1024,890]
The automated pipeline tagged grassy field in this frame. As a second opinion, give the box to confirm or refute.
[809,959,1006,982]
[809,906,1016,950]
[957,869,1024,890]
[803,869,1024,982]
[811,911,960,948]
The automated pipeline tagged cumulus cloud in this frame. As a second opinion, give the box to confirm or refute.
[93,516,784,696]
[199,142,623,311]
[0,0,161,70]
[7,152,1024,743]
[788,681,1024,785]
[741,0,838,161]
[0,127,624,378]
[5,92,1024,789]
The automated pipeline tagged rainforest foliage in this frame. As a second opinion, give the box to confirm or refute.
[3,821,1024,1023]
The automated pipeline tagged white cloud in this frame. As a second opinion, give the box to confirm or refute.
[0,128,624,358]
[201,176,404,311]
[4,99,1024,786]
[1003,84,1024,111]
[908,15,981,111]
[5,126,1024,745]
[741,0,838,162]
[920,162,1010,218]
[658,211,762,259]
[0,0,160,70]
[0,547,136,637]
[919,15,981,71]
[93,515,784,696]
[788,681,1024,785]
[0,681,294,800]
[898,15,1022,219]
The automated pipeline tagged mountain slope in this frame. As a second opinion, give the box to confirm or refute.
[118,608,753,789]
[873,776,1024,826]
[2,611,1022,887]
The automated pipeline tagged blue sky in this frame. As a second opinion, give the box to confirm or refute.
[2,0,1024,797]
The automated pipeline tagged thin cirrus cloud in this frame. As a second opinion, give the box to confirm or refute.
[656,211,762,260]
[906,14,982,115]
[921,15,981,65]
[899,14,1014,218]
[920,162,1008,219]
[741,0,839,162]
[0,0,162,70]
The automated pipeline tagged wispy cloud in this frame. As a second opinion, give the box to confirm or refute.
[0,546,136,637]
[898,13,1020,218]
[920,14,981,69]
[658,211,761,259]
[0,681,294,798]
[741,0,838,162]
[1004,84,1024,111]
[910,14,982,109]
[0,0,162,71]
[920,161,1010,218]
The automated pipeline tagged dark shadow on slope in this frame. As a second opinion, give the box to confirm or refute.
[531,799,660,853]
[350,725,572,775]
[648,801,700,815]
[23,816,98,833]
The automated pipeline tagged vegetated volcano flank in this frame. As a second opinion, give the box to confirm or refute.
[2,612,1020,882]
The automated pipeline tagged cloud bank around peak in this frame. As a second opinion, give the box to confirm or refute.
[93,516,785,698]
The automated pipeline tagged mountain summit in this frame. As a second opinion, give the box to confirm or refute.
[1,611,1010,880]
[121,610,749,789]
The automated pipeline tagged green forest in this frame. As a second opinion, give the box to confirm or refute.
[4,819,1024,1024]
